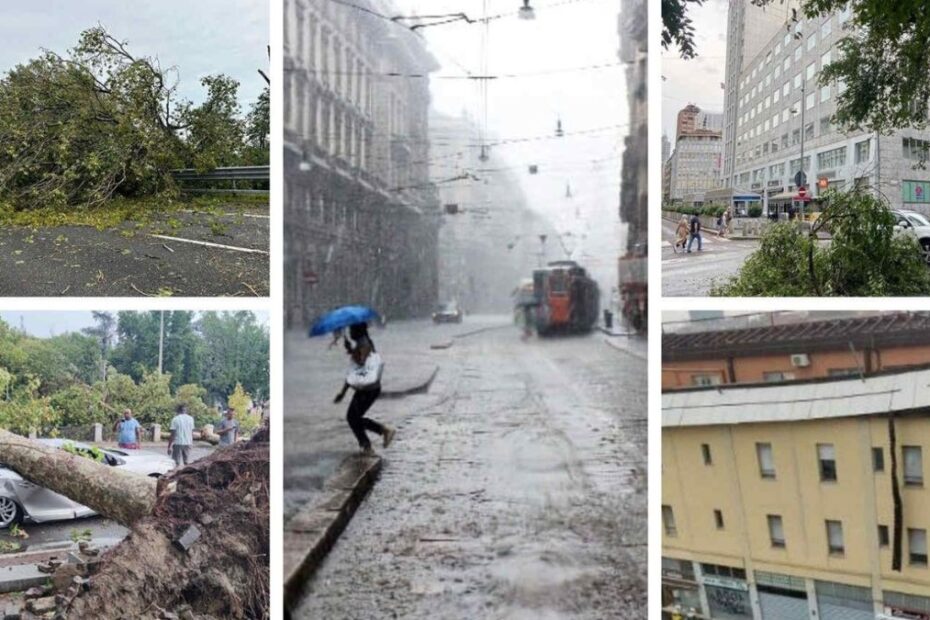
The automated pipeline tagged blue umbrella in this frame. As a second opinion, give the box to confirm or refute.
[309,305,380,337]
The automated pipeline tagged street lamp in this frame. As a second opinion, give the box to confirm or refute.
[790,84,808,220]
[518,0,536,20]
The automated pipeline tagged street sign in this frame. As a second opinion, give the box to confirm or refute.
[817,177,829,189]
[303,270,319,284]
[794,171,807,188]
[797,186,808,199]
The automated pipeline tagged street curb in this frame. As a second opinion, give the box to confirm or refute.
[283,454,382,611]
[452,323,511,340]
[603,336,647,362]
[380,365,439,399]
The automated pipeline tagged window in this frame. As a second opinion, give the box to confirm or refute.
[692,373,721,387]
[821,17,832,38]
[807,34,817,51]
[783,57,791,72]
[903,137,930,162]
[822,49,832,68]
[774,89,780,104]
[910,528,928,565]
[904,446,923,486]
[792,128,801,145]
[820,116,832,134]
[821,84,831,101]
[806,92,816,110]
[872,447,885,472]
[783,82,790,98]
[714,509,725,529]
[763,371,794,382]
[768,515,786,547]
[879,525,890,547]
[757,443,776,478]
[818,147,847,170]
[794,73,802,89]
[826,520,844,554]
[794,46,802,61]
[663,505,678,536]
[702,443,713,465]
[805,122,815,140]
[818,444,837,481]
[855,139,871,164]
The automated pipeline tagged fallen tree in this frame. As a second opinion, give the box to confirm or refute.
[0,426,269,619]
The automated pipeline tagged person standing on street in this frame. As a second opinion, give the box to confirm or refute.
[687,213,703,253]
[168,404,195,467]
[216,408,240,446]
[673,215,689,252]
[334,329,395,456]
[113,409,142,449]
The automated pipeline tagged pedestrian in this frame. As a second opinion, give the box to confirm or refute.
[334,326,395,456]
[216,408,240,446]
[113,409,142,449]
[673,215,689,253]
[724,208,732,235]
[716,211,726,237]
[167,404,195,467]
[687,213,703,253]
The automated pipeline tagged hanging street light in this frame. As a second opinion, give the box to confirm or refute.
[555,117,564,137]
[518,0,536,20]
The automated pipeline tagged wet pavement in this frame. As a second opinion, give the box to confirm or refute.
[661,217,758,296]
[290,320,646,619]
[0,205,269,296]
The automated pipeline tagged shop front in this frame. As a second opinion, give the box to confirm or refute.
[815,580,874,620]
[662,557,707,619]
[882,590,930,620]
[755,571,808,620]
[701,564,752,620]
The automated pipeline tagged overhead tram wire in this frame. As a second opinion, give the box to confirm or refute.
[297,60,624,81]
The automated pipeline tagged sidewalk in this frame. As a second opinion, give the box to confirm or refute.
[283,316,512,521]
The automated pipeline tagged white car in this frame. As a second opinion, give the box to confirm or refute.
[892,209,930,264]
[0,439,174,528]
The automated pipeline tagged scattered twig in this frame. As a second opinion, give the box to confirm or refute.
[130,283,155,297]
[242,282,260,297]
[162,243,174,253]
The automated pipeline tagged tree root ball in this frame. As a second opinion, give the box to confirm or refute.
[64,433,269,619]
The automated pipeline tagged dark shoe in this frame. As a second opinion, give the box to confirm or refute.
[360,446,376,457]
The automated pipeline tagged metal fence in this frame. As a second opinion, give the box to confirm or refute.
[171,165,270,195]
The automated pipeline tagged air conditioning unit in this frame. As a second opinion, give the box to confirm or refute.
[790,353,811,368]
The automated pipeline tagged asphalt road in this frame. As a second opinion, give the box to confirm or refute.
[0,205,269,296]
[291,322,647,619]
[661,218,759,296]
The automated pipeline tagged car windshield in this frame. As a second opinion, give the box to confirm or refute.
[907,213,930,227]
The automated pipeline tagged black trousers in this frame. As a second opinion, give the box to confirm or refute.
[346,387,384,448]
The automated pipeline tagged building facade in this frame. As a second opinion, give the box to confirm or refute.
[678,104,724,140]
[669,131,723,203]
[619,0,647,253]
[283,0,441,328]
[663,366,930,620]
[723,1,930,213]
[662,312,930,390]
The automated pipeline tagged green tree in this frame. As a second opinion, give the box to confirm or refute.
[244,87,270,164]
[109,311,200,389]
[662,0,705,59]
[713,190,930,296]
[197,312,269,404]
[82,311,116,383]
[183,75,245,171]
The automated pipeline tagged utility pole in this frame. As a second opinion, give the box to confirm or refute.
[158,311,165,375]
[799,84,806,221]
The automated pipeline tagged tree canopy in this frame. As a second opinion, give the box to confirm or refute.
[0,27,269,210]
[0,311,269,434]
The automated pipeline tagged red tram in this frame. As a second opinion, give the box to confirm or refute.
[532,261,600,335]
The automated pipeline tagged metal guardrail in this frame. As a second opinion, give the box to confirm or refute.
[172,165,270,182]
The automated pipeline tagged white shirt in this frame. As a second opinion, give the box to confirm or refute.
[170,413,195,446]
[346,352,384,389]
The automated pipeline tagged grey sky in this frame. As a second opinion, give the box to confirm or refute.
[0,0,269,110]
[0,311,270,339]
[661,0,728,143]
[394,0,626,291]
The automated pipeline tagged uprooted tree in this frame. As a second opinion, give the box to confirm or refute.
[0,26,268,211]
[0,427,269,619]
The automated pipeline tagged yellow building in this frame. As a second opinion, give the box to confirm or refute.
[662,365,930,620]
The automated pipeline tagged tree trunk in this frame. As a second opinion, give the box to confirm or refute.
[0,429,155,527]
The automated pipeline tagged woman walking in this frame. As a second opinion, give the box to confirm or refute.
[673,215,689,253]
[333,322,396,455]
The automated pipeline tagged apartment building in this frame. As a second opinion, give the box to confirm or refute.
[282,0,441,327]
[663,366,930,619]
[662,312,930,391]
[723,1,930,213]
[669,132,723,203]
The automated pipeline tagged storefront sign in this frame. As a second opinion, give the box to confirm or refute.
[903,180,930,204]
[703,575,749,591]
[884,608,930,620]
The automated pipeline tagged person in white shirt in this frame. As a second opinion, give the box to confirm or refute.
[334,326,396,456]
[168,404,195,467]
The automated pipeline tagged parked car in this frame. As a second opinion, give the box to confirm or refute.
[432,302,463,324]
[0,439,174,529]
[892,209,930,264]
